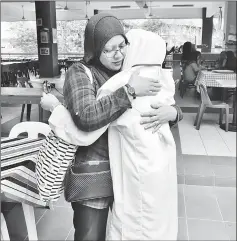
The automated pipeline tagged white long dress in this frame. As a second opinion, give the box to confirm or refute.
[97,29,178,240]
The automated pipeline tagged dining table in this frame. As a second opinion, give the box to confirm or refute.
[195,70,237,132]
[1,86,64,122]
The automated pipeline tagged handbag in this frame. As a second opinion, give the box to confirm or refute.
[64,160,113,202]
[35,130,78,203]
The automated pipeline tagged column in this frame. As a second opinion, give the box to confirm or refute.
[35,1,59,77]
[201,7,213,52]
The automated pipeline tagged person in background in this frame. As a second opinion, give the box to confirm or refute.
[183,51,202,84]
[216,51,227,69]
[181,41,193,62]
[225,51,236,72]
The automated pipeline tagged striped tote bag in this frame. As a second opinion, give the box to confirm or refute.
[35,130,78,203]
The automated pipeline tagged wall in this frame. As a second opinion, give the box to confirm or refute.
[224,1,236,51]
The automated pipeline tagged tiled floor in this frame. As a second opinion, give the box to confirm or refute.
[3,184,235,241]
[178,113,236,157]
[1,77,236,241]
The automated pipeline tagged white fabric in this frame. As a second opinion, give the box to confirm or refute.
[48,29,178,240]
[97,29,178,240]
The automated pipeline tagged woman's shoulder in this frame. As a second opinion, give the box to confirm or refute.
[67,62,87,74]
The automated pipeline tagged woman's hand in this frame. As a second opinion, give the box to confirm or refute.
[140,104,178,133]
[40,92,61,112]
[127,68,162,97]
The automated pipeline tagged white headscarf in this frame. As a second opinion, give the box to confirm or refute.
[122,29,166,69]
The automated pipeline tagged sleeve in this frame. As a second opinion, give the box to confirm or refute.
[63,63,132,132]
[169,104,183,128]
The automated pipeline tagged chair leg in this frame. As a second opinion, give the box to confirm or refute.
[225,107,229,132]
[196,104,206,130]
[26,104,32,121]
[20,104,25,122]
[1,213,10,241]
[22,203,38,241]
[38,105,43,122]
[219,109,224,125]
[194,104,201,126]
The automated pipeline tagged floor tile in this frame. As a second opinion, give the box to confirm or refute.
[178,185,185,218]
[183,155,214,176]
[214,187,236,222]
[188,219,230,240]
[180,138,207,155]
[34,207,48,224]
[215,177,236,187]
[36,206,73,240]
[185,174,214,186]
[177,159,185,175]
[198,123,232,156]
[54,194,71,208]
[216,125,237,154]
[209,156,236,167]
[178,217,188,240]
[212,165,236,178]
[184,185,222,220]
[65,227,74,241]
[224,222,236,240]
[178,116,207,155]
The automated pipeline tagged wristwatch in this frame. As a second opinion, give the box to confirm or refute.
[125,84,136,99]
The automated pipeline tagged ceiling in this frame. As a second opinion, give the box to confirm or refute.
[1,1,225,21]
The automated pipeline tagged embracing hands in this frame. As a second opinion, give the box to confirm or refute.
[140,104,177,133]
[128,68,162,97]
[40,92,61,112]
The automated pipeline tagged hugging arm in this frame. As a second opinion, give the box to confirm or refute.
[63,63,132,132]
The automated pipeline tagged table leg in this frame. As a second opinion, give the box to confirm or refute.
[220,88,236,132]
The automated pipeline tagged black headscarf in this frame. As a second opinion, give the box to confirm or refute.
[80,13,128,87]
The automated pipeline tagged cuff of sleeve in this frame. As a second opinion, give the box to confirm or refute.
[169,104,183,128]
[114,87,132,109]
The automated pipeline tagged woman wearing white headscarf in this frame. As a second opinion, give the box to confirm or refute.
[41,29,179,240]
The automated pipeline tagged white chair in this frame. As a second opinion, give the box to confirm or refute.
[9,121,51,139]
[5,121,51,240]
[1,213,10,241]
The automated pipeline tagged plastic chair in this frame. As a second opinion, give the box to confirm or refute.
[9,121,51,139]
[1,213,10,241]
[7,122,51,240]
[194,84,230,131]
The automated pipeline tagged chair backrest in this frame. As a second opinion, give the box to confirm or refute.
[9,121,51,139]
[199,83,212,106]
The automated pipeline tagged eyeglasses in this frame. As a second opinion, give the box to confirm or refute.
[103,43,129,58]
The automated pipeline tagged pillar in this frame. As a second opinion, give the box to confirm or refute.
[201,7,213,52]
[35,1,59,77]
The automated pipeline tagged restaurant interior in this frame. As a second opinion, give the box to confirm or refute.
[1,1,236,241]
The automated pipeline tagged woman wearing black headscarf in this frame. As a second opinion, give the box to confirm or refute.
[41,13,182,240]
